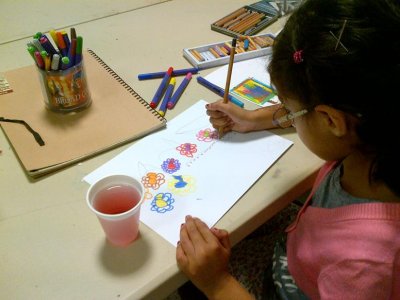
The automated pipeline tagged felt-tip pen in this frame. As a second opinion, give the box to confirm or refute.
[197,76,244,108]
[34,51,45,69]
[138,67,199,80]
[56,32,68,57]
[61,56,70,70]
[67,38,76,68]
[150,67,173,109]
[75,36,83,64]
[168,72,192,109]
[39,36,57,56]
[51,54,60,71]
[158,78,176,117]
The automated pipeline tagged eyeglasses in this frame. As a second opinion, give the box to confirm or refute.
[272,105,309,128]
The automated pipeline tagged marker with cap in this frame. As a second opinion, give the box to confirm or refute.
[138,67,199,80]
[61,56,70,70]
[67,38,76,68]
[75,36,83,64]
[61,31,70,51]
[34,32,42,39]
[49,29,59,47]
[70,27,77,40]
[32,38,46,53]
[51,54,60,70]
[41,51,51,71]
[34,51,45,69]
[150,67,173,109]
[167,73,192,109]
[158,78,176,117]
[197,76,244,107]
[56,32,68,57]
[27,46,36,59]
[39,36,57,56]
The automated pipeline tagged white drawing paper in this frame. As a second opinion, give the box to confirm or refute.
[83,100,292,246]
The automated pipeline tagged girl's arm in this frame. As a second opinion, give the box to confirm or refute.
[206,100,279,134]
[176,216,255,300]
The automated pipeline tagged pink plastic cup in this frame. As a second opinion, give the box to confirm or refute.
[86,174,144,247]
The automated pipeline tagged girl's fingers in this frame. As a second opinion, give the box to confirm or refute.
[211,228,231,250]
[209,115,231,127]
[179,222,195,257]
[206,109,226,119]
[192,217,216,244]
[184,215,206,246]
[176,241,188,267]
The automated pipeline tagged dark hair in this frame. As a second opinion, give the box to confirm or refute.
[268,0,400,196]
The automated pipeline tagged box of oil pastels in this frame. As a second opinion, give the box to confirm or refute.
[183,33,274,69]
[211,1,279,37]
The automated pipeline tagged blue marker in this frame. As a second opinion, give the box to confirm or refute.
[168,72,192,109]
[39,36,58,56]
[197,76,244,108]
[138,67,199,80]
[66,38,76,68]
[158,78,176,117]
[150,67,173,109]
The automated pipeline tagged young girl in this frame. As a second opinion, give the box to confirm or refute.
[176,0,400,299]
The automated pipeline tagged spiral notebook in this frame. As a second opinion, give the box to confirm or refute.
[0,49,166,178]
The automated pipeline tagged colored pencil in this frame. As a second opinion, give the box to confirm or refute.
[219,38,237,138]
[223,38,236,104]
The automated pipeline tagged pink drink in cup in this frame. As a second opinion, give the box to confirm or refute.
[86,175,144,247]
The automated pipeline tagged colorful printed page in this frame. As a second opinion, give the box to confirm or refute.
[231,77,277,106]
[205,57,279,107]
[83,100,292,246]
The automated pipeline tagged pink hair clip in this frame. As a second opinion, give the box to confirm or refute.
[293,50,304,64]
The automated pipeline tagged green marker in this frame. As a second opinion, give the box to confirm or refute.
[27,46,35,58]
[61,56,70,70]
[75,36,83,64]
[34,32,42,39]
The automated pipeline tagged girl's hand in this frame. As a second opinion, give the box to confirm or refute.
[206,100,279,134]
[176,216,231,296]
[176,216,255,300]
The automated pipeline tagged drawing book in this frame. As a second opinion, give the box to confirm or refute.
[0,50,166,177]
[84,100,292,246]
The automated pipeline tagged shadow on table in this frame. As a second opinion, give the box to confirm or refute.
[98,232,151,276]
